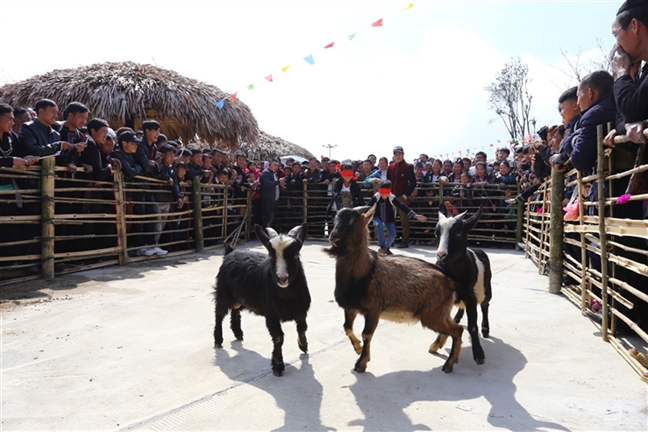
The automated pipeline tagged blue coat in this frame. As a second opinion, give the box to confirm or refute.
[570,92,616,174]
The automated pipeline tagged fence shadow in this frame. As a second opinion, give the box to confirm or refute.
[214,342,334,431]
[346,336,569,431]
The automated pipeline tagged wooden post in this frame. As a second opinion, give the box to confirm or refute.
[192,177,204,252]
[596,124,609,341]
[223,183,229,244]
[548,167,564,294]
[40,157,55,279]
[515,183,524,248]
[303,182,308,225]
[113,170,129,265]
[245,188,252,242]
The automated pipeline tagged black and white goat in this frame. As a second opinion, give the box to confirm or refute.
[430,205,492,365]
[214,224,310,377]
[326,206,464,373]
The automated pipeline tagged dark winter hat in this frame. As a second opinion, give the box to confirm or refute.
[393,146,404,154]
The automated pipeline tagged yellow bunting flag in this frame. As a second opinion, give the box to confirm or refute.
[402,3,413,11]
[281,65,290,73]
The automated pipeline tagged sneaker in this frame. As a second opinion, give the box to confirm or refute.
[377,247,387,255]
[386,248,394,255]
[153,247,168,256]
[136,248,150,256]
[397,242,409,249]
[142,248,156,256]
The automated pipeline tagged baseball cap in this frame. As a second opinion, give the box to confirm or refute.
[393,146,404,154]
[118,131,141,144]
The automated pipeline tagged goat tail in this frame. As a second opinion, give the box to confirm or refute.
[224,243,235,256]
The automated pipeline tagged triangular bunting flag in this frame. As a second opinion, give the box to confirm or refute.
[324,42,334,49]
[348,32,356,41]
[304,55,315,65]
[466,149,470,154]
[371,19,383,27]
[216,99,224,110]
[265,75,273,82]
[247,84,254,90]
[281,65,290,73]
[230,93,237,101]
[402,3,414,11]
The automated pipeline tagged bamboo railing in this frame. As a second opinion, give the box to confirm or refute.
[0,165,251,285]
[521,125,648,383]
[271,181,521,245]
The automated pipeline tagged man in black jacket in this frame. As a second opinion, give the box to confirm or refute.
[259,158,284,229]
[19,99,75,157]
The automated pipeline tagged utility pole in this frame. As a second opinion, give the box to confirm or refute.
[322,144,337,159]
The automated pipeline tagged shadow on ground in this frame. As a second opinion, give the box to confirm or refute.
[346,336,569,431]
[215,342,335,431]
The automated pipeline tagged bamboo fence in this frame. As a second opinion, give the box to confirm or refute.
[0,165,252,285]
[520,125,648,383]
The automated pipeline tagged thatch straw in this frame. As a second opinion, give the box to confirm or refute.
[0,61,259,148]
[236,131,315,161]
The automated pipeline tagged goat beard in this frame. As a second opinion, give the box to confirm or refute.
[323,243,348,257]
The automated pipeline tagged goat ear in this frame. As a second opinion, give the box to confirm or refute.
[254,224,270,246]
[463,205,483,231]
[288,223,307,244]
[455,210,468,221]
[265,227,279,239]
[353,205,372,215]
[438,202,449,218]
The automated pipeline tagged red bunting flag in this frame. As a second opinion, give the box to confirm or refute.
[265,75,273,82]
[324,42,334,49]
[371,19,383,27]
[230,93,238,101]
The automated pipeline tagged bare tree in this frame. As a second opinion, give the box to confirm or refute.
[553,39,613,90]
[485,57,534,141]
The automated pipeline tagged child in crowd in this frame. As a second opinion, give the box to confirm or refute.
[366,180,426,254]
[496,160,517,186]
[330,162,364,214]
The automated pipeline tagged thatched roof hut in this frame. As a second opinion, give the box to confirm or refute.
[0,61,259,148]
[236,132,315,161]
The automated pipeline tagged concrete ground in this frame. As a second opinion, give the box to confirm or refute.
[1,242,646,431]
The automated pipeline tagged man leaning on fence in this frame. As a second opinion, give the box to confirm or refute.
[603,0,648,332]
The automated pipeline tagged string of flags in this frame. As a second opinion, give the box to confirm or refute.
[430,134,539,161]
[216,3,415,110]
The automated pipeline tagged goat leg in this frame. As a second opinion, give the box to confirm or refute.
[354,314,379,373]
[465,299,485,365]
[429,334,448,353]
[230,308,243,341]
[442,318,464,373]
[453,307,465,324]
[296,318,308,353]
[266,316,285,377]
[480,301,490,338]
[343,309,362,354]
[214,302,228,348]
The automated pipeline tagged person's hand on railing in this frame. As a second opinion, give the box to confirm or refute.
[505,198,516,205]
[604,129,618,147]
[67,163,77,173]
[82,164,93,174]
[110,158,122,171]
[625,121,647,144]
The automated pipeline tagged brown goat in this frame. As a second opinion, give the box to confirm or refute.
[326,205,464,373]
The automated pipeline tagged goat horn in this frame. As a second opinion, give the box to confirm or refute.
[353,205,372,214]
[455,211,468,221]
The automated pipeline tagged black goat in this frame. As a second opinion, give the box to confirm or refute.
[214,224,310,377]
[326,205,464,373]
[431,205,493,365]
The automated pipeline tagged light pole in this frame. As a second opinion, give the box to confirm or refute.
[323,144,337,159]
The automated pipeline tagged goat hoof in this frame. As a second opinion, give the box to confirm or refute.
[429,344,441,353]
[298,343,308,353]
[442,364,454,373]
[272,369,284,377]
[482,330,490,338]
[354,362,367,373]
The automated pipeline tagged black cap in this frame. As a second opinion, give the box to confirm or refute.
[118,131,141,145]
[393,146,404,154]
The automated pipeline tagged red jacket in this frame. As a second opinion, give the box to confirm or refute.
[387,160,416,197]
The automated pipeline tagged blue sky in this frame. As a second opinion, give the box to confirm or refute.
[0,0,623,161]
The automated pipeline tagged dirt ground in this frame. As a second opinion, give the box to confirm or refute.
[1,242,646,431]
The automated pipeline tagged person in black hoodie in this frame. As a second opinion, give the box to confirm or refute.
[329,162,364,216]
